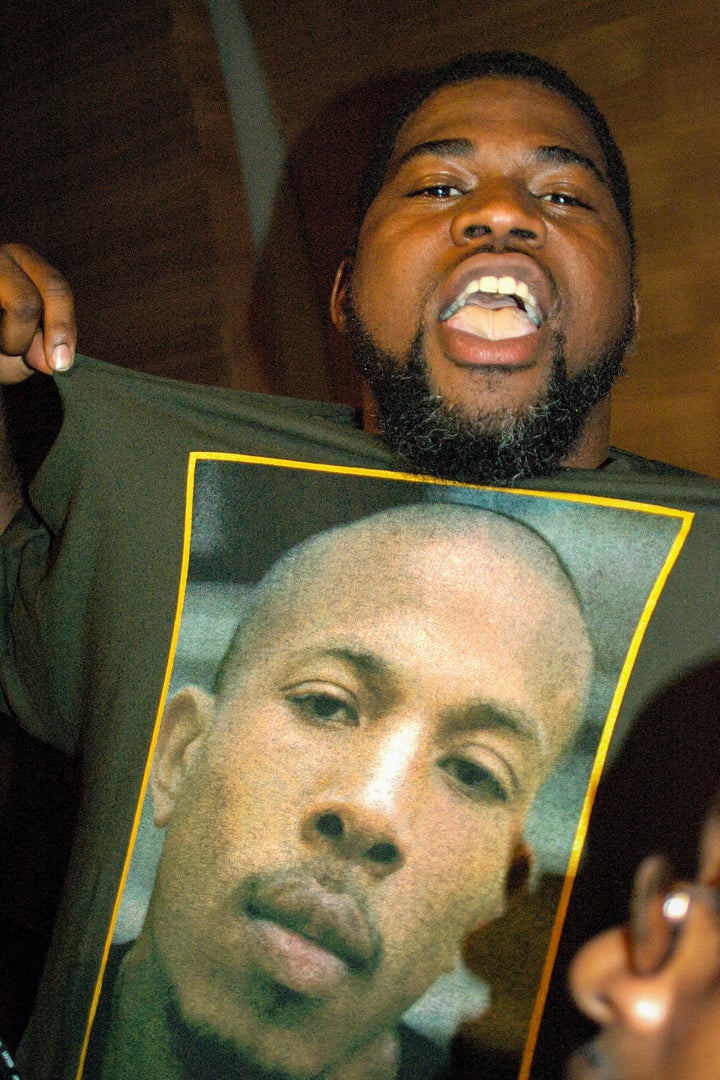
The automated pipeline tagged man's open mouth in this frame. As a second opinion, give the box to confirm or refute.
[440,275,543,341]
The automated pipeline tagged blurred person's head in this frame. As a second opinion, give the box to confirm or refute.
[568,794,720,1080]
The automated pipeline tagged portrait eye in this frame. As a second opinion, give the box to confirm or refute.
[440,755,510,804]
[285,689,359,727]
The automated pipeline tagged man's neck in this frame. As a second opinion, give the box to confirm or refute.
[559,397,612,470]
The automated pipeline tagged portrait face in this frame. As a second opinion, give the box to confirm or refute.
[332,78,635,480]
[567,805,720,1080]
[147,520,590,1077]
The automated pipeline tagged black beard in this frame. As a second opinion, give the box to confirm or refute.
[345,296,634,486]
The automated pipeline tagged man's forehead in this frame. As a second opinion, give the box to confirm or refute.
[388,76,606,174]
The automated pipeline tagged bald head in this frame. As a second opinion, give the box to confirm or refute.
[214,503,592,771]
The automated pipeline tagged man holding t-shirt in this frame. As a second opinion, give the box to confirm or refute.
[0,49,718,1080]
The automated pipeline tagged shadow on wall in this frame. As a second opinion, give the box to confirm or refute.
[250,69,422,407]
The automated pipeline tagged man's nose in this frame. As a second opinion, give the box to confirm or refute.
[568,928,673,1034]
[300,722,423,879]
[449,180,547,250]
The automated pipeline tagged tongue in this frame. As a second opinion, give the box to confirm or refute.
[446,305,537,341]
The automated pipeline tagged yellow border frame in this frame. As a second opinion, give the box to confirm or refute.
[76,453,694,1079]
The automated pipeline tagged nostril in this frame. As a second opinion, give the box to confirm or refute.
[315,811,344,839]
[366,840,401,866]
[463,223,491,239]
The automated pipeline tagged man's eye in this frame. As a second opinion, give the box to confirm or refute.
[409,184,463,199]
[537,191,592,209]
[441,755,510,804]
[286,691,359,727]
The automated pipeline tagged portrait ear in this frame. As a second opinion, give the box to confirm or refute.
[330,258,352,332]
[151,687,214,828]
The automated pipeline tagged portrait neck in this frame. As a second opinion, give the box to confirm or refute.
[100,932,402,1080]
[99,934,185,1079]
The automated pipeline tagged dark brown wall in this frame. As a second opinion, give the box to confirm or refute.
[2,1,265,390]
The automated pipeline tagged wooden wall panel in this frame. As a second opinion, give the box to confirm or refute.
[1,0,264,390]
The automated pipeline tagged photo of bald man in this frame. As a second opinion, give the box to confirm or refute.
[85,503,592,1080]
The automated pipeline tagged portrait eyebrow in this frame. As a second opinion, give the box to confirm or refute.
[534,144,608,186]
[289,645,400,699]
[443,701,546,761]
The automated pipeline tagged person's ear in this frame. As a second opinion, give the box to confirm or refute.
[330,258,352,333]
[699,795,720,885]
[151,687,214,828]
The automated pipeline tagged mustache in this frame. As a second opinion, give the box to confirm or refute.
[238,863,383,976]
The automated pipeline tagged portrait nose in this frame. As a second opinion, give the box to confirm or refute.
[300,800,405,880]
[450,180,546,250]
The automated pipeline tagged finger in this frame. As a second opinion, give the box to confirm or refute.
[0,244,76,375]
[0,330,46,384]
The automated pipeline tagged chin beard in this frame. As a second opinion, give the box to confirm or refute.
[345,298,633,487]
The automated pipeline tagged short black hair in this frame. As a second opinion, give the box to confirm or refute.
[351,50,634,258]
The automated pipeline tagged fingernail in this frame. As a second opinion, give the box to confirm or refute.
[51,344,73,372]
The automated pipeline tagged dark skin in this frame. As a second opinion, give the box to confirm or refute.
[0,243,76,379]
[331,79,636,471]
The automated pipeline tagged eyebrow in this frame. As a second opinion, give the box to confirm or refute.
[316,646,393,680]
[291,646,398,698]
[392,137,608,187]
[444,700,544,750]
[392,137,475,173]
[535,144,607,185]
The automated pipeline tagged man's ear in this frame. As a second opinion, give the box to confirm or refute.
[505,839,534,901]
[699,794,720,885]
[151,687,214,828]
[330,258,353,333]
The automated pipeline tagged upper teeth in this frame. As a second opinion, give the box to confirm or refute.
[441,276,542,328]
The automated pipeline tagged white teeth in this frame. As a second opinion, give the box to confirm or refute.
[441,275,542,328]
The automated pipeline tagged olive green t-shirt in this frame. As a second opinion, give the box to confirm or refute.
[3,356,720,1079]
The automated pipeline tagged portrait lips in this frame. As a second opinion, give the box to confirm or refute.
[240,869,383,997]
